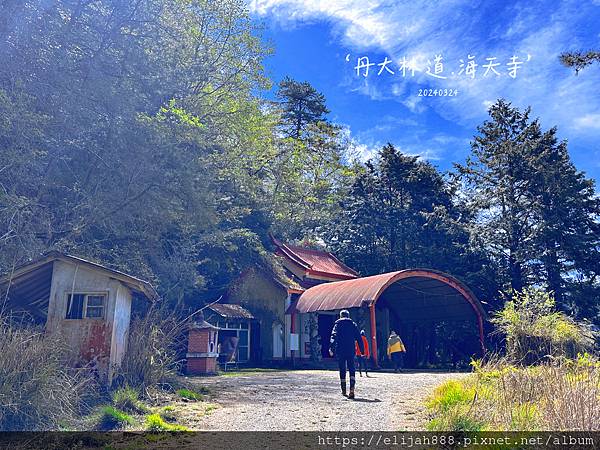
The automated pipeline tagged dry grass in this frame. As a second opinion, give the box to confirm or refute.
[0,314,96,430]
[426,355,600,431]
[117,307,187,393]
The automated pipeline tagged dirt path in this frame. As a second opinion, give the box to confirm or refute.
[186,370,467,431]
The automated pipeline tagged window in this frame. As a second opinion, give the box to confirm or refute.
[66,293,106,319]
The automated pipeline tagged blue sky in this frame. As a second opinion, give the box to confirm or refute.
[249,0,600,181]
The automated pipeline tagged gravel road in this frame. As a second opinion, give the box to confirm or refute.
[187,369,467,431]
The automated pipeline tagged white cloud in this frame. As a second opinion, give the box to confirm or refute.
[352,142,379,162]
[252,0,600,139]
[405,148,442,161]
[573,114,600,129]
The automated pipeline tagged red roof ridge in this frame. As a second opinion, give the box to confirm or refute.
[270,235,358,279]
[324,251,360,276]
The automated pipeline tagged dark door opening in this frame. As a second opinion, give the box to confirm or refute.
[388,316,481,369]
[318,314,335,359]
[250,322,261,362]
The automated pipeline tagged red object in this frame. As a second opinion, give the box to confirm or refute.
[187,357,216,374]
[186,319,219,375]
[272,236,358,280]
[355,335,370,357]
[296,269,487,354]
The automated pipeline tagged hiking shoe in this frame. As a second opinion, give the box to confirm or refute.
[348,389,355,399]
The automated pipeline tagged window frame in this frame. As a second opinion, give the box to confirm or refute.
[65,292,108,320]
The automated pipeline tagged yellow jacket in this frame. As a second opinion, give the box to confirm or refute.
[387,334,406,355]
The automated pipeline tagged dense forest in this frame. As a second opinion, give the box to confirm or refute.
[1,0,599,324]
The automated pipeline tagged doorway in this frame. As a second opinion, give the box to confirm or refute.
[317,313,335,359]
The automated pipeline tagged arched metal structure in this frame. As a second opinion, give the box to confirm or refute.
[296,269,487,364]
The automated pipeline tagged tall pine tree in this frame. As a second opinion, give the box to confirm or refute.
[457,99,600,321]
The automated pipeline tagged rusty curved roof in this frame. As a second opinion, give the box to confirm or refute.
[295,269,486,319]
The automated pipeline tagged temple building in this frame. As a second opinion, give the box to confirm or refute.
[216,236,488,368]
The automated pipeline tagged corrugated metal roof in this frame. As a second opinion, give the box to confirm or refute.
[0,252,159,302]
[271,236,358,279]
[295,269,486,320]
[208,303,255,319]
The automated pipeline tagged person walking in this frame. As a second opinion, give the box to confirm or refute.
[355,330,370,377]
[329,310,364,399]
[387,331,406,372]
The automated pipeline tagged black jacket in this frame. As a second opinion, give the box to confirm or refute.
[329,317,364,358]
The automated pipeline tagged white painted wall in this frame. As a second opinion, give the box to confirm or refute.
[109,284,132,382]
[45,259,133,383]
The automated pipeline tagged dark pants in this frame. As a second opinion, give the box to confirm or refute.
[357,355,368,375]
[391,352,404,371]
[338,354,356,389]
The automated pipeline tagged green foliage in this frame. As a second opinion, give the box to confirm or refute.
[509,403,541,430]
[159,406,178,422]
[426,380,476,412]
[492,288,595,363]
[269,79,354,240]
[176,388,203,401]
[425,379,486,431]
[98,406,134,430]
[0,0,275,306]
[456,100,600,318]
[326,143,496,304]
[145,413,189,431]
[112,386,148,414]
[428,358,600,431]
[560,50,600,74]
[276,77,329,139]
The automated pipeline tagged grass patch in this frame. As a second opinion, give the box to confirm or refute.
[145,413,189,431]
[425,355,600,431]
[112,386,149,413]
[159,406,178,422]
[425,379,485,432]
[176,388,204,401]
[203,403,218,415]
[426,380,475,411]
[98,406,134,430]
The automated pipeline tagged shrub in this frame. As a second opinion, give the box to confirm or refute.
[98,406,134,430]
[159,406,177,422]
[427,357,600,431]
[118,307,187,392]
[145,413,188,431]
[112,386,148,413]
[491,289,595,364]
[0,315,95,430]
[176,388,203,401]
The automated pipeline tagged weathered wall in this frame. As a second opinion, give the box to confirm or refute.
[227,269,287,361]
[109,284,132,381]
[45,260,127,381]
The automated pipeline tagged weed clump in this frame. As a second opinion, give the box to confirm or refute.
[98,406,134,430]
[145,413,188,431]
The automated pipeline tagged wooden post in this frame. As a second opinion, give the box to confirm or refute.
[369,303,378,368]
